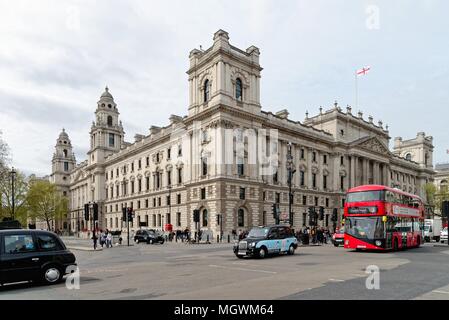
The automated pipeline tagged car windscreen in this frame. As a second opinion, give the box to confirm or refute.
[247,227,269,238]
[346,190,385,203]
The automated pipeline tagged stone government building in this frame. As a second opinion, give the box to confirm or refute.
[49,30,435,237]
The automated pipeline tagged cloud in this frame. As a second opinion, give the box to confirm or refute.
[0,0,448,176]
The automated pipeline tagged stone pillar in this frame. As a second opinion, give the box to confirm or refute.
[350,155,356,188]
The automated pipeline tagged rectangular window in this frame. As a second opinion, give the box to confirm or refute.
[137,200,141,209]
[158,197,161,207]
[201,188,206,200]
[4,235,36,254]
[312,152,316,162]
[323,175,327,189]
[177,194,181,204]
[315,197,319,207]
[239,187,245,200]
[167,213,171,224]
[153,198,156,207]
[300,171,305,186]
[146,157,149,166]
[138,179,142,192]
[152,215,156,227]
[273,172,278,183]
[340,156,344,165]
[116,168,119,176]
[312,173,317,188]
[178,145,182,157]
[109,133,115,147]
[178,168,183,184]
[202,157,208,176]
[145,199,149,208]
[167,171,172,186]
[325,198,329,207]
[302,195,307,205]
[131,162,134,172]
[138,160,141,169]
[177,212,181,227]
[341,176,345,190]
[301,148,305,159]
[323,155,327,164]
[237,163,244,176]
[131,181,135,194]
[167,195,171,206]
[275,192,280,204]
[64,162,69,172]
[167,148,171,159]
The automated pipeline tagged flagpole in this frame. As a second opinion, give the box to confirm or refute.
[355,70,358,109]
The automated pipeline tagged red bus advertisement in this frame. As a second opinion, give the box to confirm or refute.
[344,185,424,251]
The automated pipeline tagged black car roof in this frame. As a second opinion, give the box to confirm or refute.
[0,229,58,236]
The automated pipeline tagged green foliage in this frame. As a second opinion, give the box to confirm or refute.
[26,180,68,231]
[0,169,29,225]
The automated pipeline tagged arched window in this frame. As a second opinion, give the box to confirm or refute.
[235,78,243,101]
[202,209,208,227]
[238,208,245,227]
[405,153,412,161]
[204,79,209,102]
[63,149,68,157]
[107,115,113,127]
[441,180,448,192]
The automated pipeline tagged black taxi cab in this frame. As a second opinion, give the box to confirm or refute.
[0,229,76,286]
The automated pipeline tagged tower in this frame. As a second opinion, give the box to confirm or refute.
[51,128,76,193]
[393,132,434,169]
[87,86,125,165]
[187,29,262,117]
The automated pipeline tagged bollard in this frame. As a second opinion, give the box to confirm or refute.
[217,235,219,243]
[228,234,230,243]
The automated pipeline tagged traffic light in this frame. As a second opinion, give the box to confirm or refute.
[122,207,127,221]
[272,203,280,223]
[308,207,315,226]
[84,204,89,221]
[331,208,338,222]
[319,207,324,221]
[93,203,99,221]
[127,207,134,223]
[193,209,200,223]
[442,201,449,218]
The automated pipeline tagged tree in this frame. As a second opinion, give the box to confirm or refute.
[26,180,68,231]
[0,169,28,224]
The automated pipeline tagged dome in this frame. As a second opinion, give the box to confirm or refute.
[100,86,114,100]
[59,128,69,139]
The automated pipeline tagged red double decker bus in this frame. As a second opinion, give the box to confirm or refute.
[344,185,424,251]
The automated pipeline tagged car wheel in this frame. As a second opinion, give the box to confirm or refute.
[135,238,139,244]
[148,239,153,244]
[41,265,63,285]
[159,239,165,244]
[334,243,339,247]
[435,237,440,242]
[235,254,244,259]
[287,244,295,255]
[258,247,267,259]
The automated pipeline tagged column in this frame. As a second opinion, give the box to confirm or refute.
[362,158,368,185]
[373,162,380,185]
[350,155,355,188]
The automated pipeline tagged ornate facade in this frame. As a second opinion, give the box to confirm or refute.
[50,30,435,238]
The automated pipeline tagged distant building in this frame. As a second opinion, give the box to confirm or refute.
[49,30,435,238]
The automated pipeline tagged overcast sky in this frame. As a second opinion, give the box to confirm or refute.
[0,0,448,176]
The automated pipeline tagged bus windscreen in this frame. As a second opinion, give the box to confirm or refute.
[346,190,385,203]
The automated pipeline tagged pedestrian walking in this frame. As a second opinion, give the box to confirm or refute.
[106,232,113,248]
[92,233,98,250]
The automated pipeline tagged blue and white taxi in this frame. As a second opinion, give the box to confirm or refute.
[233,225,298,259]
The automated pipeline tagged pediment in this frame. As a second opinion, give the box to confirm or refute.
[353,137,390,155]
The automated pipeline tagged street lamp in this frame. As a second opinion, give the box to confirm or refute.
[286,143,296,227]
[10,167,16,220]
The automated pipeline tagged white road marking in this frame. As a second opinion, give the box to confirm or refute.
[328,278,345,282]
[209,264,277,274]
[432,290,449,294]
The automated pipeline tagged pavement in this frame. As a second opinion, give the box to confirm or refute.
[1,240,449,300]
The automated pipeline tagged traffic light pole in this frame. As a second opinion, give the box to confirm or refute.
[126,207,130,247]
